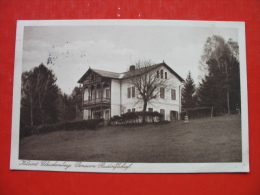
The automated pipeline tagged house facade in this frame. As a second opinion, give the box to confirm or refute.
[78,62,184,121]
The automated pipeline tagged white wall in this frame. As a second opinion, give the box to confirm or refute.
[120,65,183,120]
[110,79,121,117]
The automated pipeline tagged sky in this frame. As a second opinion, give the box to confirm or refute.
[22,23,238,95]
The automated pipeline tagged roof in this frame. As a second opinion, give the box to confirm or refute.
[78,62,184,83]
[122,63,161,79]
[92,69,121,79]
[77,68,121,83]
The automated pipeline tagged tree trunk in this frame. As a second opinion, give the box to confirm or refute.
[142,101,147,123]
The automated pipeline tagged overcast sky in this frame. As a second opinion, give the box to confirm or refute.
[22,23,238,94]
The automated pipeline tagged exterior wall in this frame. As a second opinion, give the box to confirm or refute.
[110,79,121,117]
[120,65,183,120]
[80,65,183,121]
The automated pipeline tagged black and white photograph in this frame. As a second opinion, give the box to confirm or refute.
[11,20,248,173]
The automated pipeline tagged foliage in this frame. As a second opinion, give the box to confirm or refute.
[56,86,83,122]
[110,111,164,125]
[20,63,84,138]
[182,71,196,109]
[197,35,240,113]
[20,64,59,126]
[20,119,104,137]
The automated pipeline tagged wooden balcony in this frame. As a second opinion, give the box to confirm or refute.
[83,98,110,107]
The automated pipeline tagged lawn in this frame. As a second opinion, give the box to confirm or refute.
[19,115,242,162]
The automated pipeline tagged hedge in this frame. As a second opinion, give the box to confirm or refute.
[20,118,104,137]
[110,111,164,125]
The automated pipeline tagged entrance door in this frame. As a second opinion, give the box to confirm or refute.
[105,110,109,120]
[170,111,177,122]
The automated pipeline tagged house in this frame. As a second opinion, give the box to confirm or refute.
[77,61,185,121]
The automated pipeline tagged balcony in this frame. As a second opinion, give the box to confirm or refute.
[84,98,110,107]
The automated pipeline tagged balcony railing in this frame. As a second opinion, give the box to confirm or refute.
[84,98,110,106]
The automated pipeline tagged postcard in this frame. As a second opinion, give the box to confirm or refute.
[10,20,249,173]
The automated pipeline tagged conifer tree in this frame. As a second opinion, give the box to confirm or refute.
[198,35,240,113]
[182,71,196,109]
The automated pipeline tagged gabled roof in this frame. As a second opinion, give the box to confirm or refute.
[78,62,184,83]
[77,68,121,83]
[121,63,161,79]
[92,69,121,79]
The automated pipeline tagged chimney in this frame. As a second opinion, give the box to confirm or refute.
[129,65,135,71]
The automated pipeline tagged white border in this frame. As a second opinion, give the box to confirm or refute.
[10,20,249,173]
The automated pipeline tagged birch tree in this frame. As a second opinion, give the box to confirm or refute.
[198,35,240,113]
[21,64,59,126]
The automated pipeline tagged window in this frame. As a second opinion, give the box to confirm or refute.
[160,69,163,79]
[132,86,135,98]
[165,72,167,79]
[160,109,165,120]
[160,87,165,99]
[105,89,110,99]
[92,90,96,99]
[84,88,89,100]
[97,90,101,99]
[148,108,153,112]
[171,89,176,100]
[127,87,131,98]
[132,108,135,112]
[157,70,159,78]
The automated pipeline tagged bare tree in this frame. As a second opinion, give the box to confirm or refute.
[128,60,170,122]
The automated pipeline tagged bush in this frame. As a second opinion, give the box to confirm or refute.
[110,111,164,125]
[20,119,104,136]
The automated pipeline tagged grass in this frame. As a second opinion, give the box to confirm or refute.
[19,115,242,162]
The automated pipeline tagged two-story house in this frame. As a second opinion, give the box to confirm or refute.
[77,62,184,121]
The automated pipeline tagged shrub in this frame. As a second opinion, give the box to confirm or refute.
[20,119,104,136]
[111,111,164,125]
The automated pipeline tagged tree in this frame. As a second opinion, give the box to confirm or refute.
[182,71,196,109]
[70,86,83,120]
[128,60,170,123]
[20,64,59,126]
[198,35,240,113]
